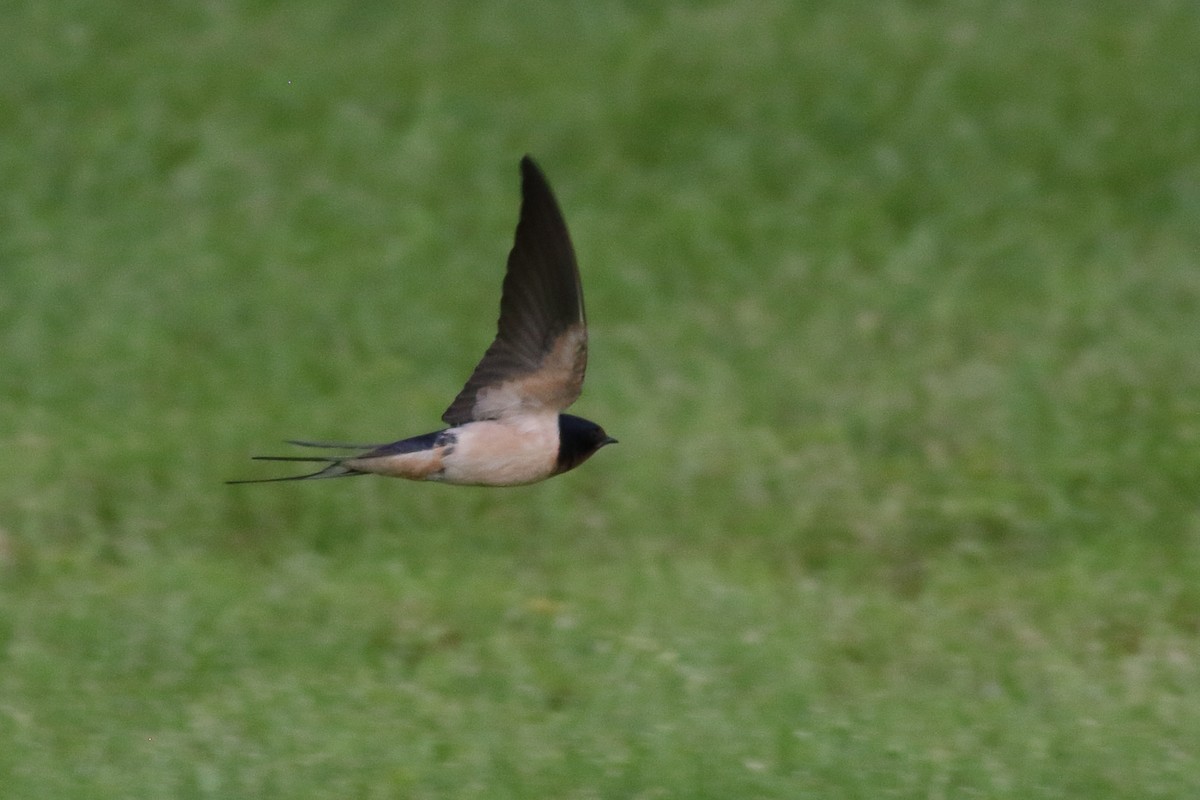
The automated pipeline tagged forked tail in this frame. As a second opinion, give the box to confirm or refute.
[226,440,384,484]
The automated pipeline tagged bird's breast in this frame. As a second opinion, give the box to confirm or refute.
[438,415,560,486]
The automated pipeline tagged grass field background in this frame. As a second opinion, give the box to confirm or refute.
[3,1,1200,797]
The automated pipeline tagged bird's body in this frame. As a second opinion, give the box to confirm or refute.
[229,157,615,487]
[322,415,560,486]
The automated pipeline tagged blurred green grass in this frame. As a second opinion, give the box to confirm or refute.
[3,1,1200,797]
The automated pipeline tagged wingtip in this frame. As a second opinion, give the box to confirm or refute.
[520,154,544,180]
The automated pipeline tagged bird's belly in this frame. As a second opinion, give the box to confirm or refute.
[438,417,558,487]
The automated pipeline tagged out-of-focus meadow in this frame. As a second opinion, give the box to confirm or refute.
[3,2,1199,797]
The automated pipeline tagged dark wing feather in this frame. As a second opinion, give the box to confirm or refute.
[442,156,587,424]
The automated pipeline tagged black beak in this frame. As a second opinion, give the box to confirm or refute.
[602,436,618,446]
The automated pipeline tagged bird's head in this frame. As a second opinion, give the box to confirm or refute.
[555,414,617,474]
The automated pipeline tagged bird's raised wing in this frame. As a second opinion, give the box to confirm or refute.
[442,156,587,425]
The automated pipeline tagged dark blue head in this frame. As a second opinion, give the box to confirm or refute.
[555,414,617,474]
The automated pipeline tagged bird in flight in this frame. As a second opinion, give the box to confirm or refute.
[229,156,615,487]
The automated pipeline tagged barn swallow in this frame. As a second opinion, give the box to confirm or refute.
[228,156,615,487]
